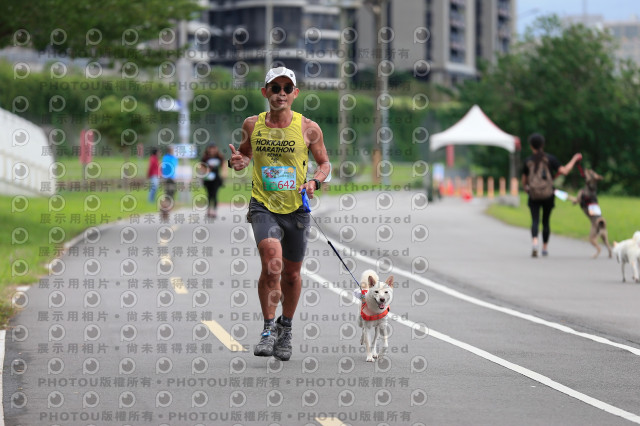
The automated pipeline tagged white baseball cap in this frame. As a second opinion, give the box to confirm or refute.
[265,66,296,86]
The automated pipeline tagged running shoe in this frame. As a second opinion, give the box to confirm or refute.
[254,325,278,357]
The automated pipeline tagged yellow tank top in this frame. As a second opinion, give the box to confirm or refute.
[251,111,308,214]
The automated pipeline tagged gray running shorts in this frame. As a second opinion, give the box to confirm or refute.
[248,198,310,262]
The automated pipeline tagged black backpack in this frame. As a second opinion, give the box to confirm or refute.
[527,156,554,200]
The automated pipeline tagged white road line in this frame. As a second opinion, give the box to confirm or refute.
[303,269,640,425]
[0,329,5,426]
[324,239,640,357]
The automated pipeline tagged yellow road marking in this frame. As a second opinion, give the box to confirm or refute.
[202,320,247,352]
[171,277,188,294]
[158,225,179,247]
[316,418,346,426]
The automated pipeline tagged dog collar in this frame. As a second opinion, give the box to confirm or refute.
[361,304,390,321]
[360,289,390,321]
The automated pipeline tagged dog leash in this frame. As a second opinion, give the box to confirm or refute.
[301,189,361,289]
[302,190,392,318]
[576,160,585,178]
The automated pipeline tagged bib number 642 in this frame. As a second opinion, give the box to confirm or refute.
[277,180,295,190]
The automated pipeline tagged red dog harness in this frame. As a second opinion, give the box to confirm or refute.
[360,289,390,321]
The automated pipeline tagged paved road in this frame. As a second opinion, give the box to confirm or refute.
[4,191,640,425]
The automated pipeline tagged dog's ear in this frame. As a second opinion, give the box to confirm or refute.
[368,275,377,288]
[385,275,394,288]
[586,169,603,182]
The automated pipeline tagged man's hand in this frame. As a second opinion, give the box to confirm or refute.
[299,180,317,199]
[228,144,245,171]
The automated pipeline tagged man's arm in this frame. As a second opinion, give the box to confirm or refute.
[228,117,256,171]
[302,119,330,198]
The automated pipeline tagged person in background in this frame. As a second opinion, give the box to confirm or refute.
[147,147,160,203]
[199,143,226,218]
[521,133,582,257]
[160,145,178,219]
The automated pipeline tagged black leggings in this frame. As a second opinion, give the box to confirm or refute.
[203,180,222,209]
[528,197,555,243]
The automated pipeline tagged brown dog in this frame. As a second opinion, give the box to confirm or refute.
[569,169,611,258]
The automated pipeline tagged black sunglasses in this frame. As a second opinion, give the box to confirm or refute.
[268,83,295,94]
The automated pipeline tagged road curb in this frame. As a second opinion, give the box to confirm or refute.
[62,222,118,255]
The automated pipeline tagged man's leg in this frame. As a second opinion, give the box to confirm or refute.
[272,211,306,361]
[253,238,283,357]
[257,239,283,320]
[280,258,302,318]
[211,182,220,211]
[149,176,158,202]
[272,258,301,361]
[204,181,214,216]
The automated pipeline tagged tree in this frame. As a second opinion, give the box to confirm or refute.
[88,95,152,153]
[0,0,203,64]
[452,15,640,194]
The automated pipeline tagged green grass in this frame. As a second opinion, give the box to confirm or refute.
[3,161,420,282]
[56,155,424,196]
[57,156,150,180]
[487,193,640,243]
[1,190,159,285]
[321,162,425,195]
[0,189,162,327]
[5,156,639,327]
[1,159,422,326]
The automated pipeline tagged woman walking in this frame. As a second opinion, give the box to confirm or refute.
[200,143,226,218]
[521,133,581,257]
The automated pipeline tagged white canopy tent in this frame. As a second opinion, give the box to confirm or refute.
[0,107,56,196]
[429,104,521,183]
[426,105,522,205]
[430,105,520,154]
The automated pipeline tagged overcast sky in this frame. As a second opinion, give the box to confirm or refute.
[516,0,639,34]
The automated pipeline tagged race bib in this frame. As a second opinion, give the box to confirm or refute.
[587,203,601,216]
[261,166,296,191]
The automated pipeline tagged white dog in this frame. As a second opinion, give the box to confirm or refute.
[612,231,640,283]
[357,269,394,362]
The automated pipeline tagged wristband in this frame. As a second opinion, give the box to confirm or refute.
[311,178,321,190]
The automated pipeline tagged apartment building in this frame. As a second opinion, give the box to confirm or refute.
[607,17,640,65]
[354,0,515,86]
[563,14,640,66]
[207,0,346,84]
[202,0,516,87]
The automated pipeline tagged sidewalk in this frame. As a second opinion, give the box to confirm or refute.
[316,192,640,345]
